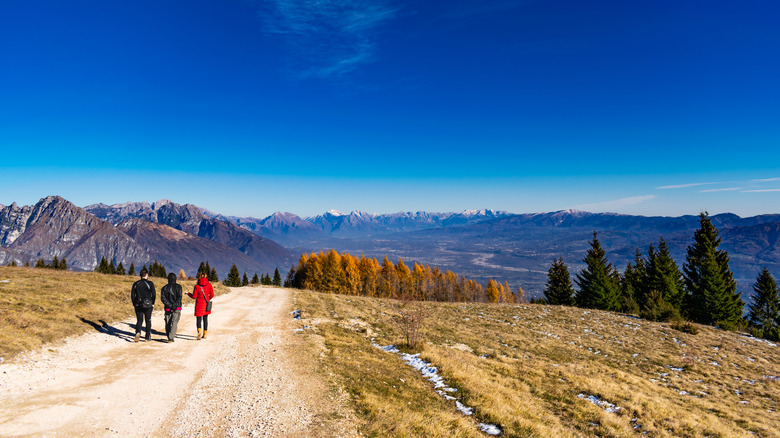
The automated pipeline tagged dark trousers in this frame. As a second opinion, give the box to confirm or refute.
[164,310,181,341]
[135,306,152,337]
[196,315,209,331]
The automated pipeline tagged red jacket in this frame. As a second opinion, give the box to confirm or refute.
[189,278,214,316]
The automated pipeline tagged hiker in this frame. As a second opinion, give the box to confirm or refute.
[188,271,214,340]
[160,272,183,342]
[130,268,155,342]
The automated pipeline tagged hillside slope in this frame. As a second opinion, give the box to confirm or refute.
[294,291,780,437]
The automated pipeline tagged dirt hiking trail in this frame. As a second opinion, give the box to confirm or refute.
[0,286,359,437]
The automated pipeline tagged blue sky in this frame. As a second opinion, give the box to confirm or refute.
[1,0,779,218]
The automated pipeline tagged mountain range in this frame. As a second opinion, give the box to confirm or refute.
[3,196,780,299]
[0,196,293,278]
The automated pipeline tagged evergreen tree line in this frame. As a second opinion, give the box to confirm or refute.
[30,256,68,270]
[542,212,780,338]
[95,257,169,278]
[286,249,522,303]
[221,265,281,287]
[196,261,219,282]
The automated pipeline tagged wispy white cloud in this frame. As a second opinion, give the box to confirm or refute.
[742,189,780,193]
[656,182,717,190]
[700,187,741,193]
[573,195,656,212]
[751,178,780,183]
[257,0,397,78]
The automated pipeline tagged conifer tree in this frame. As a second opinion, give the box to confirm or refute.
[209,267,218,282]
[198,262,207,277]
[622,249,646,310]
[343,256,361,295]
[35,258,47,269]
[97,256,109,273]
[486,279,501,303]
[60,258,66,271]
[51,255,60,270]
[242,272,249,286]
[273,268,281,286]
[284,267,295,288]
[683,212,744,327]
[128,262,135,276]
[116,262,126,275]
[109,259,117,275]
[645,238,686,310]
[378,256,398,298]
[251,273,260,284]
[224,264,241,287]
[748,267,780,340]
[575,231,621,311]
[544,258,576,306]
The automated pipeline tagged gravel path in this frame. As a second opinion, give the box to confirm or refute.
[0,286,359,437]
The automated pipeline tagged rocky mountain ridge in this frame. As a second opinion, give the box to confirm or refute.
[0,196,293,277]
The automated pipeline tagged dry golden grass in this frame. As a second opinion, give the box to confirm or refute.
[0,266,229,361]
[294,290,780,438]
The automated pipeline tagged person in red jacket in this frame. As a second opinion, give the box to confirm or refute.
[188,271,214,340]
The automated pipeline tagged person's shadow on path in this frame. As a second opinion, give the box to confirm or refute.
[79,318,168,343]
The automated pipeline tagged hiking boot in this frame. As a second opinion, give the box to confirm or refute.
[202,330,207,339]
[134,333,140,343]
[196,329,202,340]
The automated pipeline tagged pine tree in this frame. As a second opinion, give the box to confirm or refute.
[748,267,780,340]
[224,264,241,287]
[575,231,621,311]
[97,256,109,273]
[60,258,67,271]
[645,238,685,310]
[251,273,259,284]
[128,262,135,276]
[242,272,249,286]
[35,258,47,268]
[272,268,281,286]
[209,267,218,282]
[109,259,117,275]
[544,258,576,306]
[623,249,646,309]
[284,267,295,288]
[683,212,744,327]
[116,262,126,275]
[51,255,60,270]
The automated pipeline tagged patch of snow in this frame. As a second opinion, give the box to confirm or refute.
[479,423,501,436]
[577,393,621,413]
[456,401,473,415]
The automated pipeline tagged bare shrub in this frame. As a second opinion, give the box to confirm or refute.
[393,298,430,349]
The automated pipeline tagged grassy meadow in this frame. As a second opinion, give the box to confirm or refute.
[293,290,780,438]
[0,266,229,361]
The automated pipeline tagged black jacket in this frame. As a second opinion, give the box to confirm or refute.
[161,280,183,310]
[131,279,156,308]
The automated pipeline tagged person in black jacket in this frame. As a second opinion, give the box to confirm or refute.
[130,268,155,342]
[160,272,183,342]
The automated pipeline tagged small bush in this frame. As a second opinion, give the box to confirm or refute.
[392,299,430,349]
[671,320,699,335]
